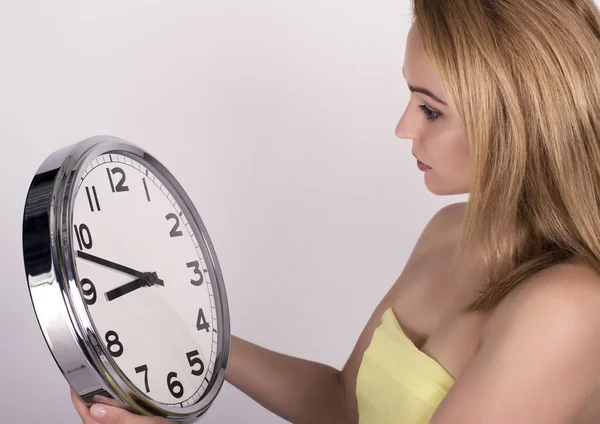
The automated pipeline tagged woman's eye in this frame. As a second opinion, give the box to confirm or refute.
[419,104,441,122]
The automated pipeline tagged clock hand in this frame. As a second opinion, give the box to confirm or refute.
[77,251,157,281]
[105,272,165,302]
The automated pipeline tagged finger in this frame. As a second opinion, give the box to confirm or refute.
[89,403,166,424]
[70,388,102,424]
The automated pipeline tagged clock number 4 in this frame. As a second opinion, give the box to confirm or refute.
[196,308,210,332]
[106,167,129,193]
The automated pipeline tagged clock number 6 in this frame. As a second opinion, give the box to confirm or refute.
[167,372,184,399]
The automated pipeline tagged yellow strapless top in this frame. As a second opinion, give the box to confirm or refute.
[355,308,455,423]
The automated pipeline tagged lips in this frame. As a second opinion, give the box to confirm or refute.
[412,152,429,167]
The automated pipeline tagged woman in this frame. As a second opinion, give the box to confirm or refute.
[72,0,600,422]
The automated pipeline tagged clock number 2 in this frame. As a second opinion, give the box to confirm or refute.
[166,213,183,237]
[105,330,124,357]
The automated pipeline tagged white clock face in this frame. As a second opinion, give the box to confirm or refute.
[71,152,219,407]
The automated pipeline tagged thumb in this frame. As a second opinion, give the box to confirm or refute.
[89,403,166,424]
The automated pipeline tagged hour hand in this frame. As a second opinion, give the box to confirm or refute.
[105,273,164,301]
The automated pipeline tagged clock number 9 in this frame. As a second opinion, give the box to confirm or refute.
[105,330,124,357]
[80,278,97,305]
[167,372,184,399]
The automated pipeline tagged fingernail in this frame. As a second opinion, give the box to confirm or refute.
[90,404,106,418]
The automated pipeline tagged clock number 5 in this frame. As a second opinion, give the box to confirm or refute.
[106,167,129,193]
[186,350,205,376]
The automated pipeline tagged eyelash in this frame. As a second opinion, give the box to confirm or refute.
[419,104,442,122]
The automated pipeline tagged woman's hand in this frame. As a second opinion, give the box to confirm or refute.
[71,388,171,424]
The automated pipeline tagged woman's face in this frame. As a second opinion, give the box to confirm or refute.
[395,23,471,195]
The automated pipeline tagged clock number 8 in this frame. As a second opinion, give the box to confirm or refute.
[105,330,124,357]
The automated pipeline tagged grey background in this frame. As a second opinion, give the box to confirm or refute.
[0,1,467,422]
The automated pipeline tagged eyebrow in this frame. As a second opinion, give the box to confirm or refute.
[402,66,448,106]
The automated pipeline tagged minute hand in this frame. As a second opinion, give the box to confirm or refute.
[76,251,146,278]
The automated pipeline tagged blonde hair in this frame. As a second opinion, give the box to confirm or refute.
[411,0,600,312]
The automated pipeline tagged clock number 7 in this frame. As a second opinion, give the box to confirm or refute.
[135,365,150,393]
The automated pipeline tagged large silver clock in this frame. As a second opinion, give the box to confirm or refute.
[22,135,230,422]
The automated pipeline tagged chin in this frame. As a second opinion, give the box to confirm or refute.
[424,178,469,196]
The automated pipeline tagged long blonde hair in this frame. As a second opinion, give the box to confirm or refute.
[411,0,600,312]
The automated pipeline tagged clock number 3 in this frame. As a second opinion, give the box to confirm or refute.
[186,261,204,286]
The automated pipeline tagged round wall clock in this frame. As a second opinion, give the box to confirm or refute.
[22,135,230,422]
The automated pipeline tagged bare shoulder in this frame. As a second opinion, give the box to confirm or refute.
[482,259,600,343]
[431,259,600,423]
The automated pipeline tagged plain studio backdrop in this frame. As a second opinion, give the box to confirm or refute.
[0,1,467,423]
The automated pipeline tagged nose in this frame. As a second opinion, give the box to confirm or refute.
[394,105,418,141]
